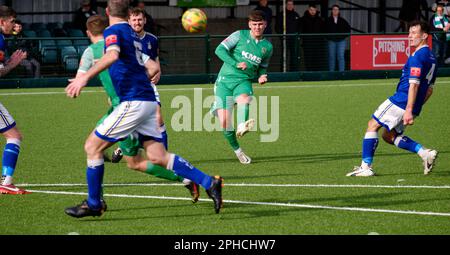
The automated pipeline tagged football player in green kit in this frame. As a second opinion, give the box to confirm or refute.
[211,10,273,164]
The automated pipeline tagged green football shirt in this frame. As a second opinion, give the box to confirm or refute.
[215,30,273,81]
[78,39,120,107]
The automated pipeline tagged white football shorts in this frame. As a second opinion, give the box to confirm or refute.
[0,102,16,133]
[372,99,407,134]
[95,101,162,142]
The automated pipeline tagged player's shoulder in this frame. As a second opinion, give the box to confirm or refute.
[239,29,249,36]
[415,45,432,56]
[105,22,130,34]
[417,46,436,63]
[83,44,94,55]
[144,32,158,41]
[262,37,273,49]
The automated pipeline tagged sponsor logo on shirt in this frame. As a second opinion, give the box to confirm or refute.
[242,51,261,64]
[410,67,421,77]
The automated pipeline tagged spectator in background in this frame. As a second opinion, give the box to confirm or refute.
[9,20,41,78]
[90,0,98,12]
[73,0,97,34]
[134,0,156,34]
[432,0,450,15]
[300,4,326,71]
[326,4,350,72]
[254,0,272,34]
[430,5,450,66]
[275,0,301,71]
[397,0,428,32]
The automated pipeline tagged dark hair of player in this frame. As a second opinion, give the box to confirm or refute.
[129,7,146,18]
[0,5,16,20]
[409,20,430,34]
[248,10,266,22]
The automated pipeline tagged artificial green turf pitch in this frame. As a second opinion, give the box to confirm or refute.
[0,78,449,235]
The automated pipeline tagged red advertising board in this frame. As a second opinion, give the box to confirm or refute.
[350,34,432,70]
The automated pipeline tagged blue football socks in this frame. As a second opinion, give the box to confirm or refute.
[86,159,104,210]
[362,132,379,166]
[168,154,212,189]
[394,135,422,153]
[1,139,21,185]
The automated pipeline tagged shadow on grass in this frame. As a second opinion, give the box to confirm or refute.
[192,150,450,165]
[81,202,213,222]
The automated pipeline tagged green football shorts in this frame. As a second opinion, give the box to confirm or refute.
[210,77,253,115]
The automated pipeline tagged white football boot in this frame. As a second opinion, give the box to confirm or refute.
[236,119,255,138]
[421,149,438,175]
[346,166,375,177]
[235,150,251,164]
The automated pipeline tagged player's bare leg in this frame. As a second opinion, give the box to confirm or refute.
[235,94,254,138]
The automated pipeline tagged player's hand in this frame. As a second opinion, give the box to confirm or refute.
[403,110,414,126]
[258,74,268,85]
[66,76,88,98]
[237,62,247,70]
[6,50,27,68]
[151,70,161,85]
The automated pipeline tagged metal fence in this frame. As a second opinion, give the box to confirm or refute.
[8,32,434,79]
[158,33,351,75]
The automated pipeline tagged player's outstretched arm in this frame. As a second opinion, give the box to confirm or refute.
[66,50,119,98]
[215,43,238,68]
[144,57,160,81]
[215,31,240,68]
[403,82,419,125]
[0,50,27,78]
[149,57,161,85]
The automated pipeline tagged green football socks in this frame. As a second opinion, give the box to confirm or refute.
[145,162,184,182]
[224,130,240,151]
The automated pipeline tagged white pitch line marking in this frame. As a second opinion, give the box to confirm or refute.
[1,80,449,96]
[25,189,450,217]
[16,183,450,189]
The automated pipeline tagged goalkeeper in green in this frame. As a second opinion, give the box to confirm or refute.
[211,10,273,164]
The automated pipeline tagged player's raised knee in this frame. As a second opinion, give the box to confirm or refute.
[3,127,23,141]
[236,94,251,104]
[366,118,381,132]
